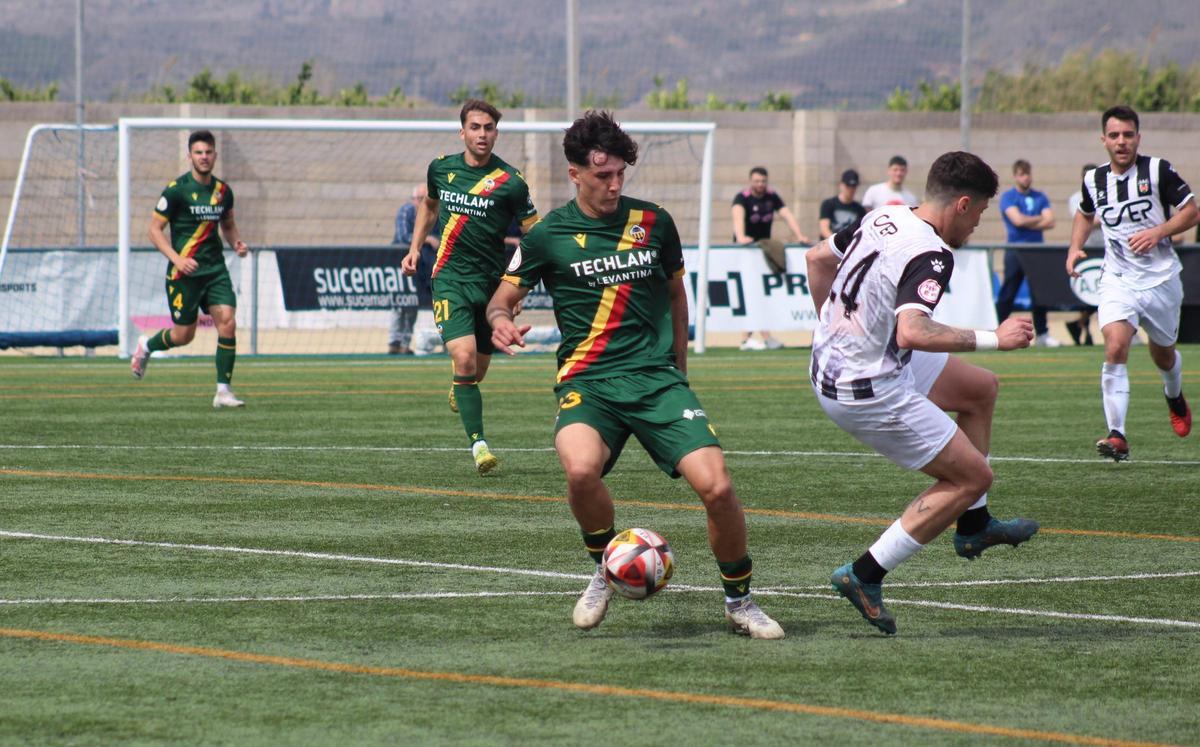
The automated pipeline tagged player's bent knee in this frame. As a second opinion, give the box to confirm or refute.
[559,454,604,488]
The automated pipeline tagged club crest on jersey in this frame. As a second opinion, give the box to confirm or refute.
[628,224,646,243]
[1137,177,1150,195]
[506,247,522,272]
[930,258,945,273]
[917,278,942,304]
[484,178,496,192]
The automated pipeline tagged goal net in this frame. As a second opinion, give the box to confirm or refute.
[2,117,716,356]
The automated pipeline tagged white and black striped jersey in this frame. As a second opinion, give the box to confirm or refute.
[1078,155,1194,290]
[811,206,953,401]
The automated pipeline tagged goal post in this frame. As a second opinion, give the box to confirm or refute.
[116,116,716,357]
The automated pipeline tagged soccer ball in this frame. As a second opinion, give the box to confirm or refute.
[602,528,675,599]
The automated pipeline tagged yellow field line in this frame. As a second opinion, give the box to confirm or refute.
[0,627,1173,746]
[1,377,1176,401]
[2,468,1196,544]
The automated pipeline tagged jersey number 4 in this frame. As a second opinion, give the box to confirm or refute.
[836,230,879,317]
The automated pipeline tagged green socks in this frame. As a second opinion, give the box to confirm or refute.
[454,374,484,443]
[718,555,753,600]
[146,329,175,352]
[216,336,236,385]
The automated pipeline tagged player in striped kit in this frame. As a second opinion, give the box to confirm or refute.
[806,152,1038,635]
[131,130,250,408]
[1066,106,1200,461]
[487,111,783,639]
[401,100,539,474]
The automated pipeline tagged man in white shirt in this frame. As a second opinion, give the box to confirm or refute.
[860,155,919,211]
[806,151,1037,635]
[1066,105,1200,461]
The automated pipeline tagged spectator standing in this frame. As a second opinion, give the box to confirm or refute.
[860,155,918,211]
[389,185,433,354]
[995,159,1061,347]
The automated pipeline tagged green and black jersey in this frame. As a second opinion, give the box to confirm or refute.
[426,152,538,285]
[503,196,686,383]
[154,171,233,280]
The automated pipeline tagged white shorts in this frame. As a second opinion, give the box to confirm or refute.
[1097,274,1183,346]
[908,351,950,397]
[814,367,958,471]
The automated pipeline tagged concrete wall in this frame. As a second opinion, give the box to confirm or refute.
[4,103,1200,250]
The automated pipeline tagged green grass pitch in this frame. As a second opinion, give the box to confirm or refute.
[1,346,1197,745]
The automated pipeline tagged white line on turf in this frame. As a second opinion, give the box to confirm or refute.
[0,530,593,581]
[3,529,1198,628]
[0,591,577,605]
[3,443,1199,466]
[760,569,1200,592]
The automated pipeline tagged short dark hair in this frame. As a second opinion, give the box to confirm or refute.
[749,166,768,178]
[1012,159,1031,174]
[1102,105,1139,132]
[924,151,998,203]
[888,155,908,168]
[562,110,638,167]
[187,130,215,150]
[459,99,502,126]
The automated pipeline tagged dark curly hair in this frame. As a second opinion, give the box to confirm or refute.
[924,151,998,203]
[562,110,638,167]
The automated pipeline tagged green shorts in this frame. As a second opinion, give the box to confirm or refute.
[553,367,721,478]
[432,278,496,355]
[165,267,236,326]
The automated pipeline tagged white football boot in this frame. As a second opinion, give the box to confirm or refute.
[212,389,246,408]
[130,336,151,379]
[724,596,785,639]
[572,566,614,630]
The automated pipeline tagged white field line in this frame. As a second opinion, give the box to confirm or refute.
[0,591,577,605]
[2,529,1198,629]
[760,569,1200,592]
[3,443,1199,466]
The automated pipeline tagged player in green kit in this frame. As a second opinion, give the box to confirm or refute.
[487,111,783,639]
[131,130,249,408]
[402,100,539,474]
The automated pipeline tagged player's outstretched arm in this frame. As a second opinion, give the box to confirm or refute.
[896,309,1032,353]
[486,280,532,356]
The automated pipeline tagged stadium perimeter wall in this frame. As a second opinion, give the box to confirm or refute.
[3,103,1200,249]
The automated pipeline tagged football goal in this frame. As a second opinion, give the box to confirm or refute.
[2,117,717,356]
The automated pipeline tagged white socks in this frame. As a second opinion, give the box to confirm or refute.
[869,520,925,571]
[1161,350,1183,399]
[216,383,231,394]
[1101,363,1129,434]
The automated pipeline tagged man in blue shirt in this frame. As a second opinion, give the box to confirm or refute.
[995,159,1061,346]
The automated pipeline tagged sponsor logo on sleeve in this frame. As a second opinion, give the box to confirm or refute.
[917,278,942,304]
